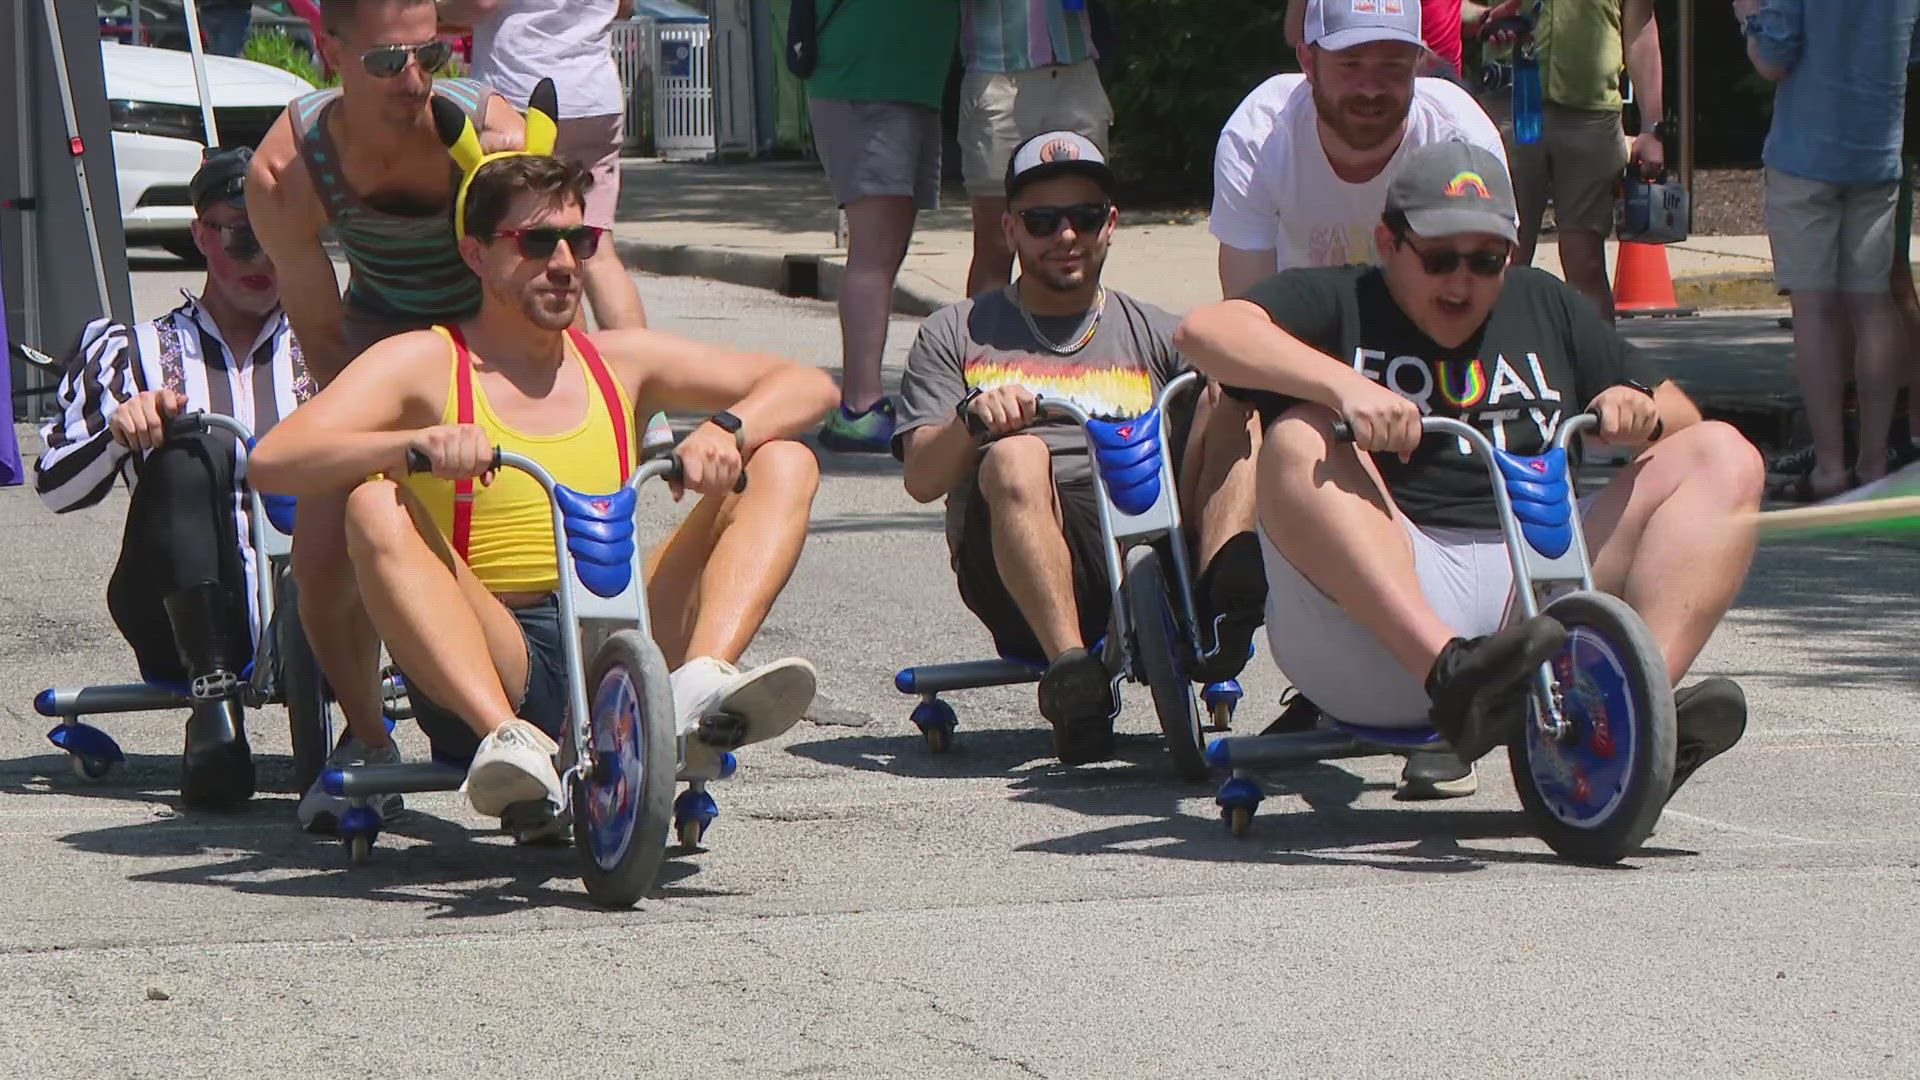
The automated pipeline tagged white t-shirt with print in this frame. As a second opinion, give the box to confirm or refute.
[1210,74,1508,272]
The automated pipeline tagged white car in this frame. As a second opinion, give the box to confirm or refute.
[101,40,313,260]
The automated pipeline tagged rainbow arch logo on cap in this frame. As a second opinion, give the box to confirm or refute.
[1444,171,1493,199]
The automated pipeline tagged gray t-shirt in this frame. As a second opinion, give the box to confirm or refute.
[892,286,1187,538]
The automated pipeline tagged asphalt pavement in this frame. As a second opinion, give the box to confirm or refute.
[0,264,1914,1078]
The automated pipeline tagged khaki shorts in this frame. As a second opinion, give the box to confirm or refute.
[1764,168,1900,293]
[958,60,1113,196]
[553,113,624,229]
[1483,97,1630,237]
[807,97,942,210]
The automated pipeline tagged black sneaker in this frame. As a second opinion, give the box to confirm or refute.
[1259,690,1322,735]
[1398,750,1478,800]
[1038,647,1117,765]
[1192,532,1266,684]
[1424,615,1567,765]
[1669,677,1747,798]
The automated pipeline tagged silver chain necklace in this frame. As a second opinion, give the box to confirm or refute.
[1013,281,1106,356]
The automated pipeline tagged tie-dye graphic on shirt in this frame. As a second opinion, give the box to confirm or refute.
[962,353,1156,420]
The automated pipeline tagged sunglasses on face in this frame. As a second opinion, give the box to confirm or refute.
[202,221,262,261]
[360,39,452,79]
[1394,231,1510,277]
[1016,202,1111,238]
[489,226,605,261]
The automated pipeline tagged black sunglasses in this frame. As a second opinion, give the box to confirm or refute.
[489,226,605,261]
[1016,202,1111,237]
[360,39,452,79]
[1393,230,1510,277]
[206,222,262,261]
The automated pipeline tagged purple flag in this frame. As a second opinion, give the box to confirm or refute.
[0,267,22,487]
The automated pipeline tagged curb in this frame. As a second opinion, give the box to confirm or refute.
[1673,272,1782,310]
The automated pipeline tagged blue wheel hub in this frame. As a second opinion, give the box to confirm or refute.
[584,665,646,870]
[338,804,382,840]
[1214,776,1263,812]
[47,722,125,763]
[1524,626,1638,828]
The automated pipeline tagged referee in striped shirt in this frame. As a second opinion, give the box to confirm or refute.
[33,148,311,810]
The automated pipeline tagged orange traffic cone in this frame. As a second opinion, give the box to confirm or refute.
[1613,240,1697,319]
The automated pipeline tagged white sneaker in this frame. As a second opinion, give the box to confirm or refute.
[669,656,816,748]
[463,720,564,818]
[297,737,404,834]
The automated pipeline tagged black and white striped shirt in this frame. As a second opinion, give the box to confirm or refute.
[35,292,311,513]
[35,294,311,638]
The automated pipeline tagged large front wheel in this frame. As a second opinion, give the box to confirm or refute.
[575,629,676,908]
[1123,546,1207,783]
[1509,591,1675,864]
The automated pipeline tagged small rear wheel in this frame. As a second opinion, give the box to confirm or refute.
[911,699,957,754]
[349,834,371,865]
[1509,591,1675,864]
[1123,547,1206,782]
[677,817,705,848]
[70,754,115,781]
[1226,804,1253,839]
[574,630,675,908]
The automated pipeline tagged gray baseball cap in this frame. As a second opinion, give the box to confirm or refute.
[1301,0,1425,52]
[1385,142,1518,243]
[1005,130,1115,199]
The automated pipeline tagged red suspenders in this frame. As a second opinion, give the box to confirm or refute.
[440,324,633,563]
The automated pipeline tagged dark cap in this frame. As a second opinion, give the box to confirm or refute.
[189,147,252,214]
[1385,142,1518,243]
[1005,130,1115,200]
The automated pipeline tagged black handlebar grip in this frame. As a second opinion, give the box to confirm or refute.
[164,411,209,439]
[405,446,502,473]
[1330,420,1355,442]
[665,454,748,493]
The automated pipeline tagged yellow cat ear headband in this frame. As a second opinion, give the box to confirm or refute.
[433,77,560,241]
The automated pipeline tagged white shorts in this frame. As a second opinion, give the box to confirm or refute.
[958,60,1112,196]
[1260,520,1515,729]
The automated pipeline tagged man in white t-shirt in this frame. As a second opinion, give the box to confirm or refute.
[441,0,649,329]
[1207,0,1507,800]
[1212,0,1507,297]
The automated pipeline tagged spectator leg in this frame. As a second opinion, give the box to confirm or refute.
[836,195,916,413]
[966,195,1015,297]
[1557,227,1617,322]
[1843,289,1901,484]
[1787,290,1854,497]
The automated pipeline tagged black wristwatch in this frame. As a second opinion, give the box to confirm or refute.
[705,409,745,449]
[956,387,990,440]
[1651,120,1677,142]
[1622,379,1657,398]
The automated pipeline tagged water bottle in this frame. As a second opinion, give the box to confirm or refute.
[1511,45,1544,146]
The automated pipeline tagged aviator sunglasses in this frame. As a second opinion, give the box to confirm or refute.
[1392,229,1511,277]
[1017,202,1111,237]
[360,39,453,79]
[488,225,606,260]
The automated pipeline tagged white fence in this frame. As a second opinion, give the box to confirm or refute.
[609,18,715,160]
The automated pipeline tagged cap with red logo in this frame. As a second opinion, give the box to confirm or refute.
[1005,130,1115,200]
[1385,141,1518,242]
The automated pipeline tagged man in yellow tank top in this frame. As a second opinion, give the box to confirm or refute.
[253,155,838,834]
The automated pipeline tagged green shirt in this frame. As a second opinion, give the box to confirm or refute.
[808,0,963,109]
[1538,0,1626,113]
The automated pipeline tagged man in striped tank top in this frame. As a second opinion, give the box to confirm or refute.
[34,149,310,811]
[248,0,529,787]
[254,156,836,835]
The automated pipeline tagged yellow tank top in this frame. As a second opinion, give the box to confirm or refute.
[403,325,637,594]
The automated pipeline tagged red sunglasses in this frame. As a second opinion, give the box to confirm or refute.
[488,226,605,260]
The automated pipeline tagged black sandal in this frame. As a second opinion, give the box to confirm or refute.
[1768,470,1857,504]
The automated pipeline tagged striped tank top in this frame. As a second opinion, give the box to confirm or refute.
[402,325,637,595]
[289,79,489,323]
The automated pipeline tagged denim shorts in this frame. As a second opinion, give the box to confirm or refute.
[407,594,569,767]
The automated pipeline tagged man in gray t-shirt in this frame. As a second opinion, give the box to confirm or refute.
[892,131,1264,767]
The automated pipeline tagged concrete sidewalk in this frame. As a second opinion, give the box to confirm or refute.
[608,158,1902,318]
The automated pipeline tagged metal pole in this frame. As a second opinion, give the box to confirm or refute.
[1679,0,1694,228]
[15,0,40,358]
[180,0,222,149]
[37,0,112,319]
[130,0,142,45]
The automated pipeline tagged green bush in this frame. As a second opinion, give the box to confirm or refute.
[1104,0,1295,204]
[243,28,332,87]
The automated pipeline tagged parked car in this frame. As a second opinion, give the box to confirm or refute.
[98,1,316,55]
[101,40,313,261]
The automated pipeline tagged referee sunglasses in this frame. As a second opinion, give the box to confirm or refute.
[487,225,606,261]
[1016,202,1111,238]
[360,39,453,79]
